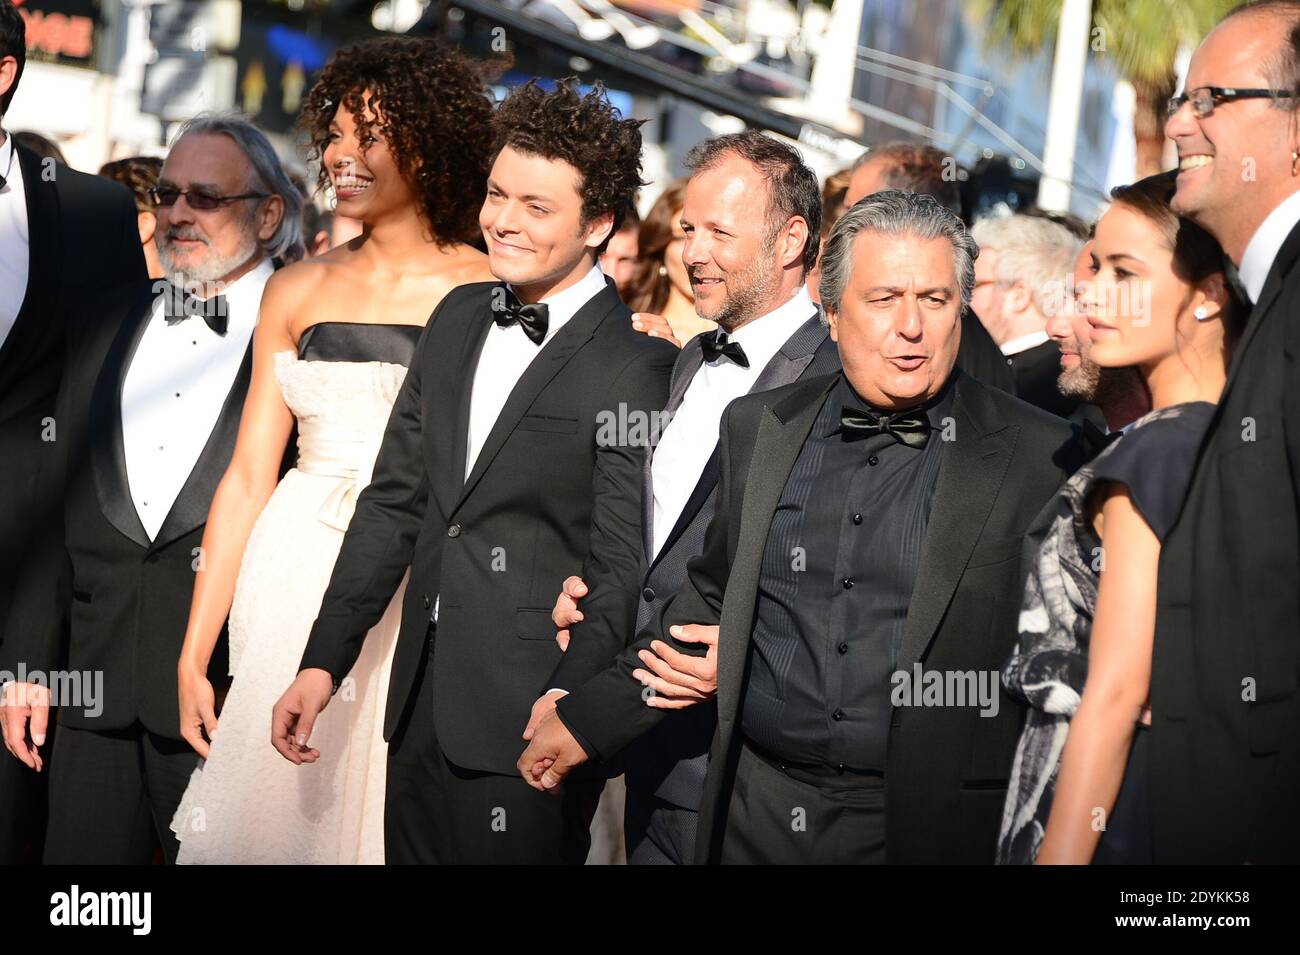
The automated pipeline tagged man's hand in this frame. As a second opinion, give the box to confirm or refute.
[178,664,219,759]
[0,682,49,772]
[517,710,588,793]
[633,624,719,709]
[551,575,588,652]
[270,668,334,765]
[631,313,682,349]
[522,689,568,741]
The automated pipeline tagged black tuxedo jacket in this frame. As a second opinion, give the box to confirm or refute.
[573,369,1073,863]
[3,281,248,738]
[299,278,677,777]
[1007,337,1078,419]
[556,314,840,811]
[1151,218,1300,864]
[0,145,145,651]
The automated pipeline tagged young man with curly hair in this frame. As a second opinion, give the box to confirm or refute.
[274,79,678,864]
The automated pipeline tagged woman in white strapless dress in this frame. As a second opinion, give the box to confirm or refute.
[169,38,498,863]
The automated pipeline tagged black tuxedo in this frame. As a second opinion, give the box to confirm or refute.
[299,277,676,863]
[1151,219,1300,864]
[0,143,146,863]
[958,306,1016,395]
[1006,337,1078,418]
[3,280,250,862]
[570,369,1074,863]
[555,313,840,863]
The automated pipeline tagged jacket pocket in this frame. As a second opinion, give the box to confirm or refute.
[72,590,92,604]
[516,608,558,640]
[519,414,579,434]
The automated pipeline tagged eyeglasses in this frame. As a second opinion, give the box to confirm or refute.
[149,187,269,210]
[1166,86,1297,119]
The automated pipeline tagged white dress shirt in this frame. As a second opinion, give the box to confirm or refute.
[0,131,31,353]
[121,258,272,539]
[999,328,1050,356]
[464,265,609,479]
[1238,188,1300,304]
[649,285,814,559]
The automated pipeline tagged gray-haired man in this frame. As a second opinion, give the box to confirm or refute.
[0,113,301,864]
[559,191,1074,863]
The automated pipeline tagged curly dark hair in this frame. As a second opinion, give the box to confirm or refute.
[98,156,164,214]
[298,38,501,245]
[491,78,645,249]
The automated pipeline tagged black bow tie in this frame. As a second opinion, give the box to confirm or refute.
[700,330,749,368]
[161,282,229,336]
[840,405,932,448]
[492,286,550,345]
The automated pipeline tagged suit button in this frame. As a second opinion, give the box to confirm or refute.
[832,708,845,721]
[447,523,461,538]
[868,454,879,466]
[838,642,849,655]
[422,594,431,609]
[852,513,863,525]
[841,577,854,590]
[642,587,655,602]
[146,553,160,564]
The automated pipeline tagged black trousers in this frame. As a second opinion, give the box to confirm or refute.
[0,740,48,864]
[719,741,887,865]
[624,784,698,865]
[42,721,197,865]
[384,632,601,864]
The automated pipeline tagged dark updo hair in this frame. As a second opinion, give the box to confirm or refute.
[491,78,646,252]
[1109,171,1247,347]
[625,179,688,313]
[298,38,501,245]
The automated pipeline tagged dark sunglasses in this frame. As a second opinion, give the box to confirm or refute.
[1166,86,1297,119]
[149,186,269,211]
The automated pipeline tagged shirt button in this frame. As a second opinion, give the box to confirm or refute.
[447,523,461,538]
[832,708,845,721]
[868,454,879,466]
[422,594,431,609]
[838,642,849,655]
[642,587,655,602]
[841,577,854,590]
[852,513,862,525]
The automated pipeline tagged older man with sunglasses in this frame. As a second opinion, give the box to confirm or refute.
[1154,0,1300,864]
[0,113,302,864]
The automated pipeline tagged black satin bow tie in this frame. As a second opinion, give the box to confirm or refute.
[492,287,550,345]
[161,282,228,336]
[700,330,749,368]
[840,405,932,448]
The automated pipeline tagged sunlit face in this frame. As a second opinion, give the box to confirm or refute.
[323,96,413,226]
[664,209,691,300]
[969,247,1005,331]
[680,154,790,329]
[599,225,639,288]
[826,231,963,410]
[1086,205,1196,369]
[156,133,281,286]
[1166,15,1298,253]
[1045,241,1102,397]
[480,145,613,299]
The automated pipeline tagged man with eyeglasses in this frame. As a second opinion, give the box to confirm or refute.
[1156,0,1300,864]
[0,0,148,864]
[0,112,303,864]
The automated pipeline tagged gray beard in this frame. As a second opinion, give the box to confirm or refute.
[158,232,261,288]
[1057,356,1101,400]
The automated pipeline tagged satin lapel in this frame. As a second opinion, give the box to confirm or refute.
[896,374,1016,672]
[150,338,254,551]
[90,283,156,549]
[0,145,60,376]
[644,339,706,562]
[715,374,837,729]
[453,284,618,513]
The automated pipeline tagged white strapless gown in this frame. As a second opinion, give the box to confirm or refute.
[171,349,409,864]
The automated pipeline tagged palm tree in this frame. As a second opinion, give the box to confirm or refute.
[970,0,1235,178]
